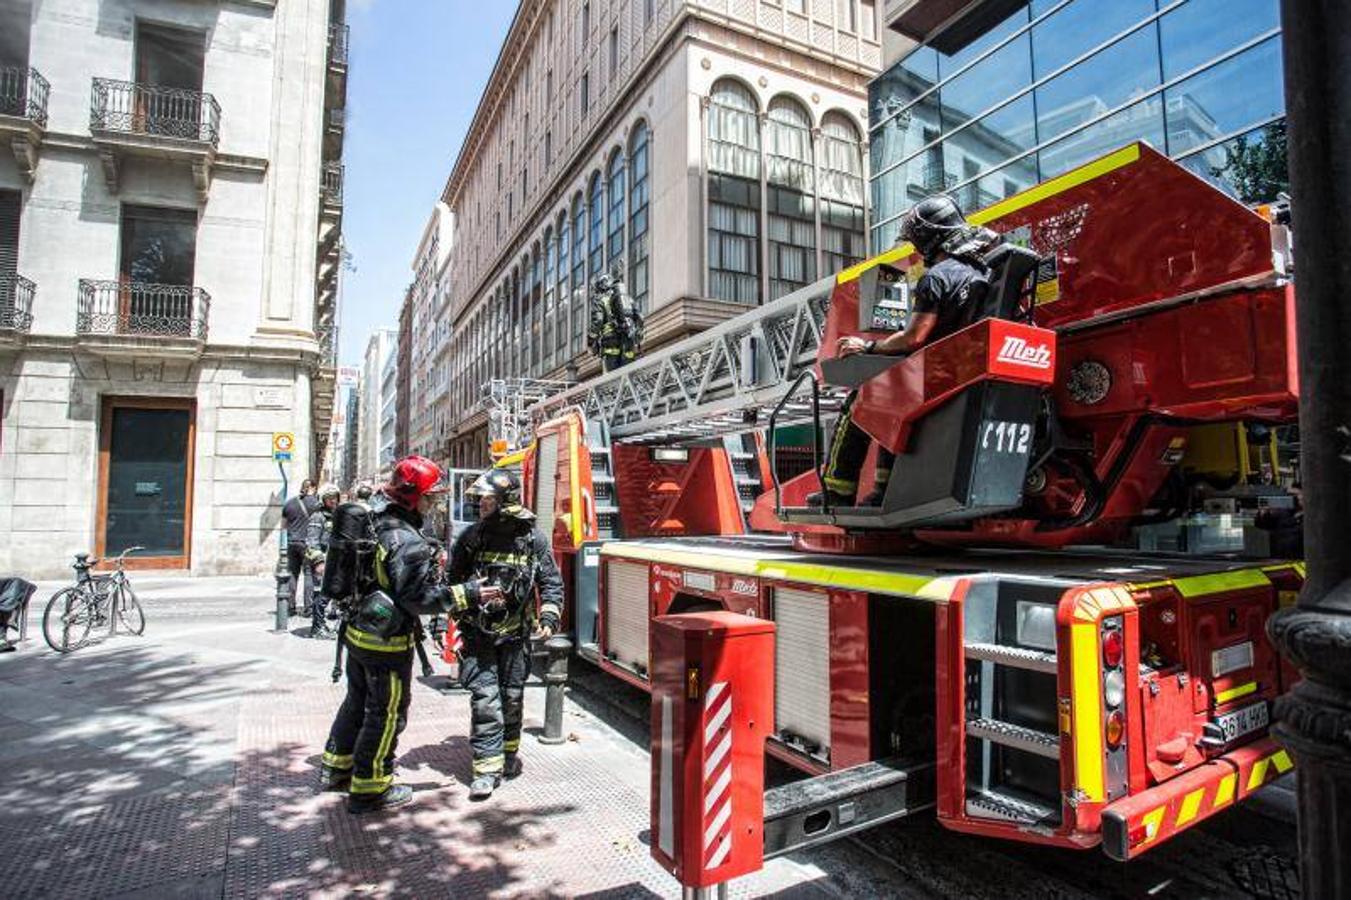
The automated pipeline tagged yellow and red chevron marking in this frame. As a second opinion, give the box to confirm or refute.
[701,680,734,872]
[1101,738,1293,860]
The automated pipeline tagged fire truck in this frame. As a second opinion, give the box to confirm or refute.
[511,143,1301,888]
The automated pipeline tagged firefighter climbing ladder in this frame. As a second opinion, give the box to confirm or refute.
[528,277,843,444]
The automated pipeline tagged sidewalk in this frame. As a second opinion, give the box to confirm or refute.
[0,577,825,899]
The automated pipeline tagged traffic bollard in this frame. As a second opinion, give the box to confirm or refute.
[538,634,572,745]
[273,541,291,633]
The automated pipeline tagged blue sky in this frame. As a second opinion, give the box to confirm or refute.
[337,0,517,367]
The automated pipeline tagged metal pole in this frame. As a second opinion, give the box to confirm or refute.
[1267,4,1351,898]
[537,634,572,745]
[273,462,291,632]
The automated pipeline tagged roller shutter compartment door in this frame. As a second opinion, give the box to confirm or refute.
[772,586,832,756]
[605,559,651,675]
[534,432,559,542]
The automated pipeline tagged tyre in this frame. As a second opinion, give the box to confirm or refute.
[43,587,94,653]
[116,584,146,636]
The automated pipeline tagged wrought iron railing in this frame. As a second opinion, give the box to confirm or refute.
[322,162,344,206]
[317,324,338,367]
[328,23,350,68]
[0,272,35,333]
[76,280,210,340]
[327,107,345,133]
[0,66,49,127]
[90,78,221,146]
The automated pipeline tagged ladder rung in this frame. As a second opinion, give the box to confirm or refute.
[964,642,1057,674]
[966,718,1060,760]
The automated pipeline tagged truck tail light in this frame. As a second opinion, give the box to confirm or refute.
[1105,710,1125,749]
[1102,628,1124,669]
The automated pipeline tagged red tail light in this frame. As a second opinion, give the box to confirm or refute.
[1102,628,1124,669]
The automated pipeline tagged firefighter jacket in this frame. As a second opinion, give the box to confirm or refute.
[304,507,334,565]
[446,511,564,640]
[587,281,642,357]
[346,495,481,655]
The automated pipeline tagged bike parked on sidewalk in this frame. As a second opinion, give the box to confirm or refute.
[42,547,146,653]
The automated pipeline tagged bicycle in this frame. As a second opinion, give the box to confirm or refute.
[42,547,146,653]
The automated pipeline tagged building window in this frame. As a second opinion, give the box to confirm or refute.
[120,204,197,287]
[628,121,651,312]
[607,149,625,267]
[766,96,815,299]
[530,245,542,375]
[545,130,553,166]
[819,111,866,269]
[546,68,554,103]
[708,80,761,305]
[588,170,604,281]
[543,227,555,370]
[861,0,876,40]
[645,0,654,25]
[581,1,590,46]
[609,27,619,77]
[571,193,586,353]
[556,212,570,357]
[836,0,856,33]
[580,72,590,115]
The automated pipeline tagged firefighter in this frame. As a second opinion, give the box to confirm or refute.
[282,478,320,615]
[448,468,564,800]
[587,267,643,372]
[305,484,341,638]
[319,456,504,814]
[808,194,1000,508]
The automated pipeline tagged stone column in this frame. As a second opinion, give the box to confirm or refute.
[1266,3,1351,898]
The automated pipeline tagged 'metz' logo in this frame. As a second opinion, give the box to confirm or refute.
[996,335,1053,370]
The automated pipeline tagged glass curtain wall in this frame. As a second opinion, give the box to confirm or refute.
[867,0,1286,249]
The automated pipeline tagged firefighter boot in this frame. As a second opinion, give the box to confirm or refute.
[503,754,523,780]
[469,774,501,800]
[805,488,855,508]
[317,764,351,792]
[347,784,413,815]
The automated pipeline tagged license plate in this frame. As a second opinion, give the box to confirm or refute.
[1214,701,1269,744]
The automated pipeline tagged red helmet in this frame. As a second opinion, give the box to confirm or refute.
[385,455,447,507]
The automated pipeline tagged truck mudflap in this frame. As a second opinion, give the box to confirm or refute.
[1100,738,1293,860]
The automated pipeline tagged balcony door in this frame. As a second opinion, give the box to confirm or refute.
[96,397,196,570]
[119,204,196,332]
[0,190,17,318]
[133,22,205,138]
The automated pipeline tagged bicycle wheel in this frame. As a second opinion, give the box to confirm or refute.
[115,583,146,635]
[43,587,94,653]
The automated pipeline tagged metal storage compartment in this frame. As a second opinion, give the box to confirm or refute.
[533,432,559,541]
[772,586,832,757]
[605,559,651,675]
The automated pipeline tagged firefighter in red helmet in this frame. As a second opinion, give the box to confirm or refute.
[319,456,504,814]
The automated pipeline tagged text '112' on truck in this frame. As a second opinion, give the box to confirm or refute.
[510,143,1302,891]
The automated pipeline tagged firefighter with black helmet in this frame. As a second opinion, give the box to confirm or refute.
[305,483,341,638]
[448,466,564,800]
[809,193,1001,508]
[319,455,504,814]
[587,266,643,372]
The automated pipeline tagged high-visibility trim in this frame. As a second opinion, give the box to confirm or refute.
[1176,788,1205,826]
[478,551,530,565]
[1069,620,1105,802]
[345,626,413,654]
[1140,806,1166,844]
[474,754,505,776]
[822,476,857,493]
[358,670,402,795]
[570,419,584,547]
[601,542,950,600]
[1214,681,1258,705]
[504,738,520,753]
[1272,749,1293,774]
[1247,757,1271,791]
[837,143,1143,285]
[1171,569,1271,598]
[1214,773,1237,807]
[322,751,353,770]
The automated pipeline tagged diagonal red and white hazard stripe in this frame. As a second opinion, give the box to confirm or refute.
[702,680,733,871]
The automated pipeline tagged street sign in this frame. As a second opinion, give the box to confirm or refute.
[272,431,295,462]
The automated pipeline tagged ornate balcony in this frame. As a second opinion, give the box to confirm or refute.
[328,24,350,70]
[321,162,344,218]
[0,272,36,347]
[89,78,221,201]
[75,279,210,358]
[0,66,49,181]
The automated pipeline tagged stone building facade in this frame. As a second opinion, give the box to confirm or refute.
[0,0,347,576]
[356,325,395,483]
[436,0,881,468]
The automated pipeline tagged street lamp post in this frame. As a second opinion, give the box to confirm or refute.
[1267,3,1351,898]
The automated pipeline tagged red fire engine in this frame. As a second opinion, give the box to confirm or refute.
[513,143,1300,889]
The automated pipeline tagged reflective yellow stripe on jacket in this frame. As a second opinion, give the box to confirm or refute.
[344,625,413,654]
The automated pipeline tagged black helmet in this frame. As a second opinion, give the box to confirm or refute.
[467,468,534,520]
[898,193,969,262]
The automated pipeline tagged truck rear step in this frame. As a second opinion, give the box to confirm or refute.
[965,717,1060,760]
[964,641,1057,674]
[965,789,1058,825]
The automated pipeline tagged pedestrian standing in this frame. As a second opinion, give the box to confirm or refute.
[281,478,321,616]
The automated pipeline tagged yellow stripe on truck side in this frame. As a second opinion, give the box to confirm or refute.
[1214,681,1258,705]
[837,143,1143,286]
[1070,620,1105,802]
[1170,569,1271,599]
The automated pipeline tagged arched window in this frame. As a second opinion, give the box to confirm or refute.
[708,79,762,305]
[607,148,626,267]
[820,111,867,272]
[529,244,542,375]
[509,268,521,376]
[555,212,570,356]
[628,120,651,312]
[588,170,605,281]
[570,193,586,353]
[543,227,555,372]
[766,95,816,299]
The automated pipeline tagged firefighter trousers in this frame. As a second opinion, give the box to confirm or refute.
[460,630,530,777]
[821,390,895,498]
[323,640,414,796]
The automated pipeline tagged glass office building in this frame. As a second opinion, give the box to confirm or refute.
[869,0,1286,249]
